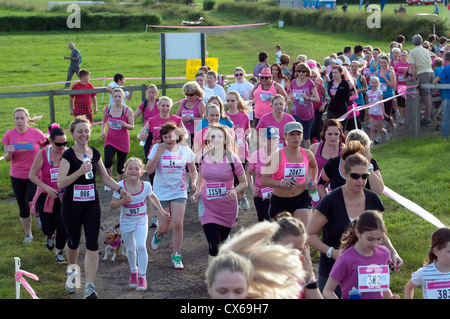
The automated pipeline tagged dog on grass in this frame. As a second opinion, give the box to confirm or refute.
[103,225,126,262]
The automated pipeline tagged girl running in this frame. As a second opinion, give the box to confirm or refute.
[366,77,387,145]
[110,157,168,291]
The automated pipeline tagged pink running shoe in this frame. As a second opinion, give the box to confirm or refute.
[137,275,147,291]
[129,271,138,288]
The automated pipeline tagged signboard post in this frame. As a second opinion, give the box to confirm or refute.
[160,33,206,95]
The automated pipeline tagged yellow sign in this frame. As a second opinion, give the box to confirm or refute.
[186,58,219,80]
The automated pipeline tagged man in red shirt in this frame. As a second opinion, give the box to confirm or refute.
[69,69,98,122]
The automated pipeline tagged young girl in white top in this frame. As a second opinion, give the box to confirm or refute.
[405,227,450,299]
[110,157,169,291]
[365,77,387,145]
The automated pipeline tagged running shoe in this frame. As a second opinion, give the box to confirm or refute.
[129,271,138,288]
[83,283,98,299]
[241,196,250,211]
[23,233,33,243]
[149,215,158,228]
[171,252,184,270]
[46,236,54,251]
[55,251,66,263]
[65,269,78,294]
[150,231,164,251]
[137,276,147,291]
[374,136,382,144]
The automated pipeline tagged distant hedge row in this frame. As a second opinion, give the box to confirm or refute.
[217,3,445,41]
[0,12,162,32]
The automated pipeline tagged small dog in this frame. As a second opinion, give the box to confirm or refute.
[103,226,126,262]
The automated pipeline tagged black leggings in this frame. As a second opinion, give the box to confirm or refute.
[104,144,128,175]
[253,196,271,222]
[61,201,101,251]
[202,223,232,257]
[11,176,37,218]
[36,193,67,250]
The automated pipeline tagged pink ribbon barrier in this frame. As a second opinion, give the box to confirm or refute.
[146,22,270,29]
[382,186,446,228]
[14,257,39,299]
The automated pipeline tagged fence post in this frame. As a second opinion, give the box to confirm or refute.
[141,84,146,102]
[405,78,420,139]
[49,90,55,124]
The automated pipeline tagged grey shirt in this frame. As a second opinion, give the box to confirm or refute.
[70,48,81,69]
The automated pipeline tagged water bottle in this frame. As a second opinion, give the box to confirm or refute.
[83,155,94,179]
[308,181,320,202]
[348,287,361,299]
[139,129,148,146]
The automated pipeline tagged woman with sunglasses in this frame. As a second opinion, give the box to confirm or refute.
[289,63,320,149]
[306,152,402,297]
[176,81,206,146]
[227,67,255,100]
[250,67,288,127]
[317,130,385,200]
[29,124,68,263]
[2,107,46,243]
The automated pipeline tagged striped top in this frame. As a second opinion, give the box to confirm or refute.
[411,262,450,299]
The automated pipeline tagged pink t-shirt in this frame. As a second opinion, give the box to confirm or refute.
[198,151,244,228]
[253,82,278,119]
[256,112,295,148]
[329,245,391,299]
[138,98,159,124]
[226,111,250,161]
[290,78,316,121]
[248,147,271,198]
[2,127,46,179]
[104,105,131,153]
[394,60,409,90]
[39,147,62,190]
[145,114,183,157]
[180,98,201,134]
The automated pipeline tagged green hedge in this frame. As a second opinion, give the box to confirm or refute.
[0,12,163,32]
[217,3,445,40]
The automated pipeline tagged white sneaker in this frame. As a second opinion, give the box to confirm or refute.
[150,231,164,251]
[241,196,250,211]
[171,252,184,270]
[23,233,33,243]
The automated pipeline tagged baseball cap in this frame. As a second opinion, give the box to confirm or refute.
[264,126,280,139]
[284,121,303,134]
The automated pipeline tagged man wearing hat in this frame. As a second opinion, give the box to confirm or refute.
[64,42,82,89]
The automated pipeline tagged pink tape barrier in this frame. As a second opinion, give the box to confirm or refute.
[15,269,39,299]
[146,22,269,29]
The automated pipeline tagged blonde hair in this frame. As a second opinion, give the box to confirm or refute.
[226,90,252,113]
[272,211,307,244]
[147,84,158,94]
[218,221,305,299]
[124,157,144,172]
[205,251,254,288]
[157,96,173,107]
[69,115,91,133]
[204,123,237,155]
[13,107,42,125]
[182,81,205,99]
[346,129,371,149]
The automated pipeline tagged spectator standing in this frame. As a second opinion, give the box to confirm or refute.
[64,42,81,89]
[69,69,97,123]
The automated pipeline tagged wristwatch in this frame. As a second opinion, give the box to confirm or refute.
[326,247,334,258]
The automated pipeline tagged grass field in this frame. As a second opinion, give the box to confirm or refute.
[0,0,449,300]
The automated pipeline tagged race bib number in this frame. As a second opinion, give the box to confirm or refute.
[380,83,387,92]
[206,182,226,200]
[259,92,272,102]
[293,89,305,101]
[358,265,390,293]
[182,109,194,120]
[50,167,59,183]
[261,187,273,200]
[108,119,122,130]
[73,184,95,202]
[398,75,404,82]
[368,96,378,103]
[161,155,183,172]
[284,163,305,180]
[123,200,147,217]
[426,281,450,299]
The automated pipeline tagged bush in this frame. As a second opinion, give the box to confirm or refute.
[203,0,215,11]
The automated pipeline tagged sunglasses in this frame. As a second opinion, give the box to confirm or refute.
[260,76,270,80]
[349,172,370,180]
[234,73,244,77]
[54,141,68,147]
[185,93,195,97]
[297,70,307,73]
